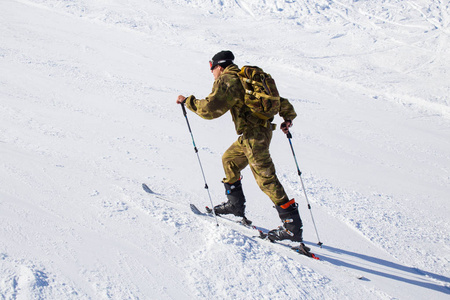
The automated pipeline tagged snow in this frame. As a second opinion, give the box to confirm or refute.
[1,0,449,299]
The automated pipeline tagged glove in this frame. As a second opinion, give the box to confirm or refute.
[280,120,292,134]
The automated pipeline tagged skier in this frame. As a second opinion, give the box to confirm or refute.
[176,50,303,243]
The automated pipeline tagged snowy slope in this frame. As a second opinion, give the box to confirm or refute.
[1,0,449,299]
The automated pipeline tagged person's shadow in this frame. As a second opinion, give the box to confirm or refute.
[304,241,450,295]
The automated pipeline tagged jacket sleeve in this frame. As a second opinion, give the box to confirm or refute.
[279,97,297,121]
[185,76,238,120]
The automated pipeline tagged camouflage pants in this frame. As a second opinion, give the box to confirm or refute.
[222,126,289,205]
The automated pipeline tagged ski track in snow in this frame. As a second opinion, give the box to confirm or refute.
[1,0,449,299]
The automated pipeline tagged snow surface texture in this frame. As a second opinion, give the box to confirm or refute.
[1,0,449,299]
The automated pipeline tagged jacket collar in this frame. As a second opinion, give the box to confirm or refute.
[223,64,240,74]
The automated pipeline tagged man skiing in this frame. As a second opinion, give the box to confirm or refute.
[176,50,304,244]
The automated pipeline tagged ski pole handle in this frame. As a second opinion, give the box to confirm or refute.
[181,102,187,116]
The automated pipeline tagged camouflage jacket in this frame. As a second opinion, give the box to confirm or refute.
[185,64,297,135]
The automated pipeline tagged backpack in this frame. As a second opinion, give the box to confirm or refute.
[238,66,281,121]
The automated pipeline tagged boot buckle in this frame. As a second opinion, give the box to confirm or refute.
[284,228,294,237]
[282,218,294,224]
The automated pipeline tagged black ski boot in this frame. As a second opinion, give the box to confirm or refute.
[268,199,303,242]
[213,180,246,217]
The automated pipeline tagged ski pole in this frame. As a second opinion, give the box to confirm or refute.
[286,130,323,247]
[181,103,219,226]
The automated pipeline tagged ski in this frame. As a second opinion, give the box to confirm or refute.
[190,204,254,228]
[190,204,319,260]
[142,183,154,194]
[205,206,254,227]
[257,230,320,260]
[142,183,177,204]
[143,184,319,260]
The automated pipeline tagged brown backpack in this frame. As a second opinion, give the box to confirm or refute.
[238,66,281,120]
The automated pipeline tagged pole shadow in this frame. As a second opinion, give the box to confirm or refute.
[302,241,450,295]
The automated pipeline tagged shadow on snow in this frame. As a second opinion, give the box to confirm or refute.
[306,242,450,295]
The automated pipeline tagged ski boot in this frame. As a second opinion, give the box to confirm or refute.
[267,199,303,242]
[213,180,246,218]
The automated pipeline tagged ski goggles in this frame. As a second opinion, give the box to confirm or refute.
[209,59,233,70]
